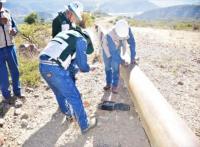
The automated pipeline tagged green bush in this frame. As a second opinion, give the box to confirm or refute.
[128,18,200,31]
[172,22,193,30]
[24,12,38,24]
[81,12,95,27]
[15,23,51,48]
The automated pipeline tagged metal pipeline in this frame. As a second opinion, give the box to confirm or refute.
[120,65,200,147]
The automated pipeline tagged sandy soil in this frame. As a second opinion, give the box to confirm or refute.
[133,27,200,138]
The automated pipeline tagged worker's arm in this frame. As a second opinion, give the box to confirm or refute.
[102,36,111,58]
[10,17,18,36]
[52,17,61,38]
[127,28,136,64]
[75,37,90,72]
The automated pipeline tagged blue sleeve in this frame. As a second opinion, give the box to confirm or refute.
[75,37,90,72]
[107,35,122,64]
[127,28,136,61]
[11,17,18,32]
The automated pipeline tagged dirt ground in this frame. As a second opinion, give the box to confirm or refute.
[0,17,200,146]
[133,27,200,138]
[0,61,150,147]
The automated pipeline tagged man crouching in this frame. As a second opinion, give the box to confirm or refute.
[39,28,96,134]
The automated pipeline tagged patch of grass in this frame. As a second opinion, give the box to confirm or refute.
[14,23,47,87]
[93,11,110,18]
[81,12,95,27]
[128,18,200,31]
[172,22,192,30]
[14,23,51,87]
[15,23,51,48]
[19,56,40,87]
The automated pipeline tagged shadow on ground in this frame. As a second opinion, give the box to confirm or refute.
[23,110,68,147]
[61,81,150,147]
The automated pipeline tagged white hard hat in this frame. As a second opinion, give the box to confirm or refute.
[0,0,6,2]
[115,19,129,38]
[67,1,83,21]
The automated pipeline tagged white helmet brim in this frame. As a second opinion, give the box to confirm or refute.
[65,1,83,21]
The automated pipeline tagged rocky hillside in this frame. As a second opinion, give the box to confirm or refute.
[96,0,157,13]
[135,5,200,21]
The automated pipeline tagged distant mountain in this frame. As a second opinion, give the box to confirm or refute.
[99,0,158,13]
[135,5,200,21]
[4,0,158,23]
[4,0,66,15]
[65,0,158,14]
[4,0,66,23]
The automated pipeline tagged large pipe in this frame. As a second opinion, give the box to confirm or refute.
[120,65,200,147]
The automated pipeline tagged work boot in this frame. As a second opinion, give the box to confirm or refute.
[82,117,97,134]
[112,86,118,94]
[14,93,25,99]
[0,99,11,116]
[14,93,26,102]
[103,85,111,91]
[3,97,16,105]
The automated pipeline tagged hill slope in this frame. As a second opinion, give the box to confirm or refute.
[135,5,200,21]
[96,0,158,13]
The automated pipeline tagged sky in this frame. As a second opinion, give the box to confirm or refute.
[150,0,200,7]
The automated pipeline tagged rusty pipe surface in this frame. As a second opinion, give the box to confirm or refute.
[120,65,200,147]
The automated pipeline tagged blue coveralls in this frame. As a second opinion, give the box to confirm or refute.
[39,35,90,132]
[103,28,136,87]
[0,15,21,99]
